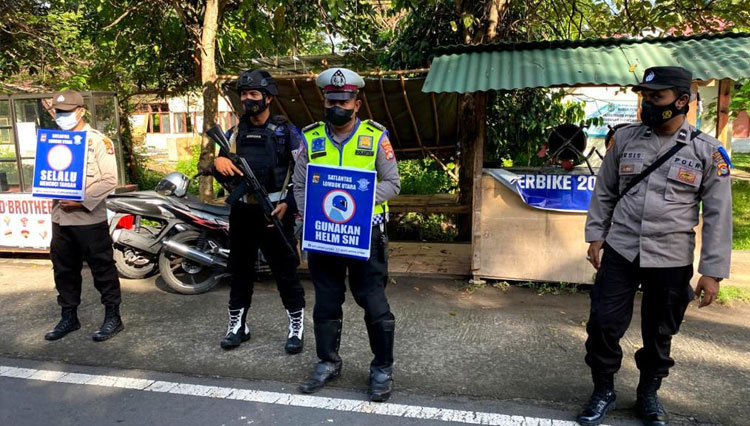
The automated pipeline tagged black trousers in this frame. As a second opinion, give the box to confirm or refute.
[585,243,694,379]
[50,222,121,308]
[227,202,305,312]
[308,225,393,325]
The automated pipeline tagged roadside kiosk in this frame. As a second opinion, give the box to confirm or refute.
[0,91,127,252]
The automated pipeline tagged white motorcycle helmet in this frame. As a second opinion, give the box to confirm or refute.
[155,172,190,197]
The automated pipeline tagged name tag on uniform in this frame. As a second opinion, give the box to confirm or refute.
[620,162,643,175]
[621,151,644,161]
[671,156,703,171]
[667,164,702,187]
[355,149,374,156]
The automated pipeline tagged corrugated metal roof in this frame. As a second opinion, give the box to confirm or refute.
[423,32,750,93]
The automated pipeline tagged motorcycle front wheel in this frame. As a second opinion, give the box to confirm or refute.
[158,230,227,294]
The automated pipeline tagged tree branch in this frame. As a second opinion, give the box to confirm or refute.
[103,2,141,30]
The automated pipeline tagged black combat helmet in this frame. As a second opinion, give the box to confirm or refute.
[236,69,279,96]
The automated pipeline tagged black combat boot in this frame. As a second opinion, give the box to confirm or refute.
[366,318,395,402]
[44,307,81,341]
[92,304,124,342]
[576,372,616,426]
[635,376,669,426]
[285,309,304,354]
[221,307,251,349]
[298,319,342,394]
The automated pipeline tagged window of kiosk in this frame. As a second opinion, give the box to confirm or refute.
[0,100,21,193]
[13,96,91,192]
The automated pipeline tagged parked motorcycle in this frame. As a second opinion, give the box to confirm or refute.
[106,172,232,294]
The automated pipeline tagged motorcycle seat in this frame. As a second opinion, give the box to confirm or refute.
[185,202,231,216]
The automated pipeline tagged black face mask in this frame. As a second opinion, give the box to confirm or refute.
[242,97,267,117]
[325,106,354,126]
[640,99,686,127]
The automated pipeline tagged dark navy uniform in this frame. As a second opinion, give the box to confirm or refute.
[215,115,306,322]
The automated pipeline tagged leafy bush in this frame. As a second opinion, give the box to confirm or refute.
[389,158,459,242]
[397,158,457,194]
[487,89,601,167]
[175,145,222,196]
[134,164,165,191]
[387,212,457,242]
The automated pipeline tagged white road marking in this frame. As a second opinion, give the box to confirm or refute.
[1,365,585,426]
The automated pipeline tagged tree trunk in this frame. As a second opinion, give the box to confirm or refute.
[117,97,141,185]
[456,0,507,240]
[198,0,220,202]
[457,93,482,240]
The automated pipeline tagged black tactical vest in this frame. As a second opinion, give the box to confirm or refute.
[233,116,291,193]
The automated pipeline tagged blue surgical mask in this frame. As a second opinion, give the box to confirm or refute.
[55,111,80,130]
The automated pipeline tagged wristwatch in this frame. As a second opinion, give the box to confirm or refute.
[712,277,724,283]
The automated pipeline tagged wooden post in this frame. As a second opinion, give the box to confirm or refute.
[291,79,315,124]
[273,98,292,121]
[716,78,733,151]
[379,77,402,147]
[686,82,699,126]
[361,91,374,120]
[399,75,457,181]
[431,93,441,146]
[471,92,486,278]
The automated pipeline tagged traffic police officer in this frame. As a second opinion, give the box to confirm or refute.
[293,68,401,402]
[213,69,306,354]
[578,66,732,426]
[45,90,124,342]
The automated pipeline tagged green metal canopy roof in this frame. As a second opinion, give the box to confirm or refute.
[422,32,750,93]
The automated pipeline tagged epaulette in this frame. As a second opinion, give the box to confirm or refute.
[692,130,721,147]
[88,128,105,137]
[366,119,386,132]
[302,122,323,133]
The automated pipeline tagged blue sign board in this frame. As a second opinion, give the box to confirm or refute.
[302,164,376,260]
[32,129,88,201]
[486,169,596,213]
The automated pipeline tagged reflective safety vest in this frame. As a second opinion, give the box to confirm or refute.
[302,119,388,217]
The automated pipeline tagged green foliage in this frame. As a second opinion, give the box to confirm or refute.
[387,212,457,242]
[732,178,750,250]
[397,158,457,195]
[134,165,165,192]
[175,145,221,195]
[704,79,750,123]
[487,89,599,166]
[732,153,750,174]
[717,285,750,305]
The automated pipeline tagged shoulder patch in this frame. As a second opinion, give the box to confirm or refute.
[302,122,323,133]
[102,137,115,155]
[366,119,386,132]
[380,138,395,162]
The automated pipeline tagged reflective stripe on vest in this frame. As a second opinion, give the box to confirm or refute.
[303,119,388,217]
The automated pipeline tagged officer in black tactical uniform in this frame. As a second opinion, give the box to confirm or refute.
[213,69,306,354]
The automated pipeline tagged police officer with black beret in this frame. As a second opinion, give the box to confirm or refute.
[44,90,124,342]
[213,69,306,354]
[578,66,732,426]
